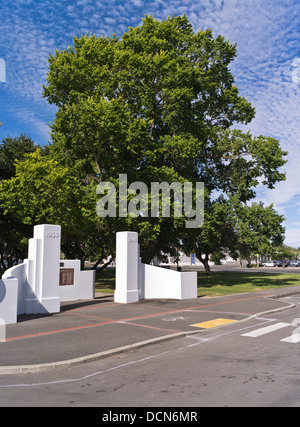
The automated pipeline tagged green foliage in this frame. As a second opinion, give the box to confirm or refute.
[0,134,38,180]
[206,129,287,201]
[50,96,151,182]
[0,135,40,274]
[0,15,288,269]
[273,245,296,261]
[0,149,112,264]
[182,196,286,273]
[43,15,256,190]
[232,200,285,262]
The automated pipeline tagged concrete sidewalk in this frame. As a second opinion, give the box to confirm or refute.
[1,285,299,374]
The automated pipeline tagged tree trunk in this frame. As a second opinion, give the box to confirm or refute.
[195,249,211,275]
[93,254,114,271]
[201,257,211,274]
[92,256,104,270]
[96,256,115,272]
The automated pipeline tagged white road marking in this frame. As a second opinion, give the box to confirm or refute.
[280,333,300,343]
[162,316,185,321]
[241,322,291,338]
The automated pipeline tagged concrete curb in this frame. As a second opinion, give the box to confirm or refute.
[0,330,201,375]
[240,295,296,322]
[0,293,297,375]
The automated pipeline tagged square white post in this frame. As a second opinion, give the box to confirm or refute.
[114,231,140,303]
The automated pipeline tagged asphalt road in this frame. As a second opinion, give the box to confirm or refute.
[1,294,300,408]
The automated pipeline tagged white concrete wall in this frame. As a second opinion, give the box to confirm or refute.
[0,278,18,325]
[114,231,198,303]
[2,262,27,315]
[59,260,95,302]
[144,264,197,300]
[181,271,198,299]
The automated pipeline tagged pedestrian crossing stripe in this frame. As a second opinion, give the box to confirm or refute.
[241,322,291,338]
[191,318,237,329]
[280,334,300,343]
[241,322,300,344]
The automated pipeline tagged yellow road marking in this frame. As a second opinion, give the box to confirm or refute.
[191,318,237,329]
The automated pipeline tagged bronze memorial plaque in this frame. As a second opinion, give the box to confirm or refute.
[59,268,74,286]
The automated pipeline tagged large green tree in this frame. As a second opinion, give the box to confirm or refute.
[42,15,284,260]
[0,15,288,268]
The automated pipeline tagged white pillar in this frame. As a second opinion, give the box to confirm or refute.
[25,224,61,314]
[114,231,140,303]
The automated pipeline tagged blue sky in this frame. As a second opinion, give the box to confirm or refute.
[0,0,300,247]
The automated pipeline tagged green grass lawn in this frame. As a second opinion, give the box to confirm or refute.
[197,271,300,296]
[95,268,300,297]
[95,268,115,293]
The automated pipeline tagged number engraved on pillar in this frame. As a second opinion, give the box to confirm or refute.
[46,231,60,238]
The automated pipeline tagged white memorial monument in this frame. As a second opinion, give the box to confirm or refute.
[0,225,196,326]
[0,224,95,325]
[114,231,197,303]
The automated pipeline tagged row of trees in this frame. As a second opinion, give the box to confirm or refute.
[0,15,289,274]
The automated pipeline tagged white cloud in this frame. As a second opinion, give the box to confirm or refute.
[196,1,300,213]
[131,0,144,6]
[283,227,300,248]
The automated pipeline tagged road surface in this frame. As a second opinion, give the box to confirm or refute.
[1,294,300,407]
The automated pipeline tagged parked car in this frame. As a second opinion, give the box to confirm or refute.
[276,260,290,267]
[290,260,300,267]
[263,261,278,267]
